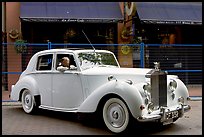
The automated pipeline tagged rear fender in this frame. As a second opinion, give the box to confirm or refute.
[10,75,39,101]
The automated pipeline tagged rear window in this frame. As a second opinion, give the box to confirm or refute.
[36,54,53,71]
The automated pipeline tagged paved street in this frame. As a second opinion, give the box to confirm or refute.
[2,100,202,135]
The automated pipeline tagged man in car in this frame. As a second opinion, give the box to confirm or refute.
[57,57,76,71]
[57,57,70,71]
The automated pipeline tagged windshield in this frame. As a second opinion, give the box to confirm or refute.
[77,52,119,70]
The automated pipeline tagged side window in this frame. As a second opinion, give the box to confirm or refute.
[36,54,53,71]
[56,54,77,70]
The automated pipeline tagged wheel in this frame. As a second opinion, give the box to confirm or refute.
[103,98,130,133]
[21,89,37,114]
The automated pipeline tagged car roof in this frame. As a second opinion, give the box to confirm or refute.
[35,48,113,55]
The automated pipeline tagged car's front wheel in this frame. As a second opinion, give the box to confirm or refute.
[103,98,130,133]
[21,89,37,114]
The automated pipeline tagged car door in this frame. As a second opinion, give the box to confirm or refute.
[52,53,84,110]
[35,53,53,106]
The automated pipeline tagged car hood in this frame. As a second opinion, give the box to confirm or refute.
[81,67,153,96]
[82,67,152,76]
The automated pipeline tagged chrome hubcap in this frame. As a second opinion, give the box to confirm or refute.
[24,93,32,110]
[106,103,125,128]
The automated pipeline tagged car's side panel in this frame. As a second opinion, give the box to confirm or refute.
[52,71,84,109]
[35,72,52,106]
[78,80,144,119]
[10,75,39,101]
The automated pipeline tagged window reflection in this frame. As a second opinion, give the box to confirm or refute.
[77,52,119,70]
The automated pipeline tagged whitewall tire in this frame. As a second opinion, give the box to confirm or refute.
[103,98,130,133]
[21,89,37,114]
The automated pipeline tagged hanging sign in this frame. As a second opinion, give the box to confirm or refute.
[121,45,131,55]
[9,29,19,39]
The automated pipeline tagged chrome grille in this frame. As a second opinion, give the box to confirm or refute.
[146,69,167,108]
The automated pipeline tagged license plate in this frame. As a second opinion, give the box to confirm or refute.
[165,110,179,119]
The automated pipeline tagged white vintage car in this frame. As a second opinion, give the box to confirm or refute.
[10,48,191,133]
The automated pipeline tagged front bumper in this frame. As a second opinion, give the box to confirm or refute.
[137,104,191,123]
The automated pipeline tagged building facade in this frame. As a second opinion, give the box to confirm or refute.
[2,2,202,91]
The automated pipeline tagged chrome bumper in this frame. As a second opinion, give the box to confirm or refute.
[137,104,191,123]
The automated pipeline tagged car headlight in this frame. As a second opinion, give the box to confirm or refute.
[143,83,151,104]
[144,98,149,105]
[143,83,151,92]
[147,102,154,113]
[169,79,177,92]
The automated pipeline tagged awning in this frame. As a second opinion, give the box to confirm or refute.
[135,2,202,25]
[20,2,123,23]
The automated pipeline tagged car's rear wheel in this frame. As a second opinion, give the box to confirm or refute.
[21,89,37,114]
[103,98,129,133]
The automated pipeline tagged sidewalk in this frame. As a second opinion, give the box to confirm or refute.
[186,85,202,100]
[2,85,202,102]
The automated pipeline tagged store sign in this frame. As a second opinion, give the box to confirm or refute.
[21,18,119,23]
[142,20,202,25]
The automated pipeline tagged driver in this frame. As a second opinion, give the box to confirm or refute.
[57,57,76,71]
[60,57,70,68]
[57,57,70,71]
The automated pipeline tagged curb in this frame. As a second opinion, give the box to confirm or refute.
[2,101,21,106]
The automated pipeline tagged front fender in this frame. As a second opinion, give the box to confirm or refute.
[10,75,39,101]
[78,80,144,119]
[169,78,190,105]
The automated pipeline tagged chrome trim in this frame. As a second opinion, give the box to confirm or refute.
[137,114,161,122]
[125,80,133,85]
[108,75,117,81]
[178,96,184,104]
[137,104,191,123]
[39,105,78,113]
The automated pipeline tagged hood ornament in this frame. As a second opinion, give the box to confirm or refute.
[154,62,160,71]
